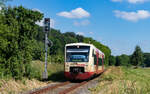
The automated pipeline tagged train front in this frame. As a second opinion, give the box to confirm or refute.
[64,44,93,80]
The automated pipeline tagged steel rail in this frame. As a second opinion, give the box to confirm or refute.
[29,81,70,94]
[28,69,107,94]
[59,81,87,94]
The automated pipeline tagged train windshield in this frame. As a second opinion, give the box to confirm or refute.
[66,46,90,62]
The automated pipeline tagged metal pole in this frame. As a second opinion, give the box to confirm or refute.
[49,20,51,64]
[42,18,50,80]
[44,32,48,79]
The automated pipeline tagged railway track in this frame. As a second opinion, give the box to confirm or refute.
[25,70,107,94]
[27,81,87,94]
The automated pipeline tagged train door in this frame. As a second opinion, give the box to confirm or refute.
[95,54,104,74]
[94,51,99,74]
[98,56,104,73]
[102,55,104,70]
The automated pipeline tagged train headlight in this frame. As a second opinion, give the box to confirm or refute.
[65,67,69,71]
[65,65,69,71]
[66,65,69,67]
[85,66,88,72]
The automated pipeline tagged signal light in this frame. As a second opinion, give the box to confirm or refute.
[44,18,50,32]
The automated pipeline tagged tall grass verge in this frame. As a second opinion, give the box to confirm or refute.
[90,66,150,94]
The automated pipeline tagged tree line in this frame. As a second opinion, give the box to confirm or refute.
[0,6,111,79]
[109,45,150,67]
[34,28,111,65]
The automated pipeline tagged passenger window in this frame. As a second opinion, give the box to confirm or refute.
[92,50,94,57]
[98,58,102,66]
[94,55,97,65]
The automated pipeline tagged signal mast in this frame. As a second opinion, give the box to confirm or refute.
[42,18,50,80]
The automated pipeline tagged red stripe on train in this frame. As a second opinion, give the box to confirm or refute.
[64,72,94,80]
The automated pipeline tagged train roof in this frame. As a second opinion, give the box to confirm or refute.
[66,43,92,46]
[66,43,105,56]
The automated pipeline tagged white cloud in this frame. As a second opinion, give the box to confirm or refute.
[0,7,2,10]
[32,8,42,13]
[111,0,150,3]
[36,19,55,28]
[35,20,43,26]
[128,0,149,4]
[76,32,84,35]
[114,10,150,22]
[111,0,122,2]
[89,32,93,34]
[57,8,90,19]
[73,20,90,26]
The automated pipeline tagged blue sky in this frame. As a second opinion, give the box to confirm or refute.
[6,0,150,56]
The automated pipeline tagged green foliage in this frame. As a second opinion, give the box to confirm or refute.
[32,41,44,60]
[0,6,43,79]
[113,45,146,67]
[130,45,144,66]
[109,46,150,67]
[115,54,130,66]
[143,53,150,67]
[109,55,116,66]
[76,35,84,42]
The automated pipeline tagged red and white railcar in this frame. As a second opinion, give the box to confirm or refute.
[64,43,105,80]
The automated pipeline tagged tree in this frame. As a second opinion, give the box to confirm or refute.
[63,32,76,38]
[115,55,130,66]
[76,35,84,42]
[143,53,150,67]
[120,54,130,66]
[0,6,43,79]
[115,56,121,66]
[109,55,116,66]
[130,45,144,66]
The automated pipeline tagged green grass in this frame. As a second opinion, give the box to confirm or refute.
[31,60,65,82]
[0,60,65,94]
[90,66,150,94]
[123,67,150,87]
